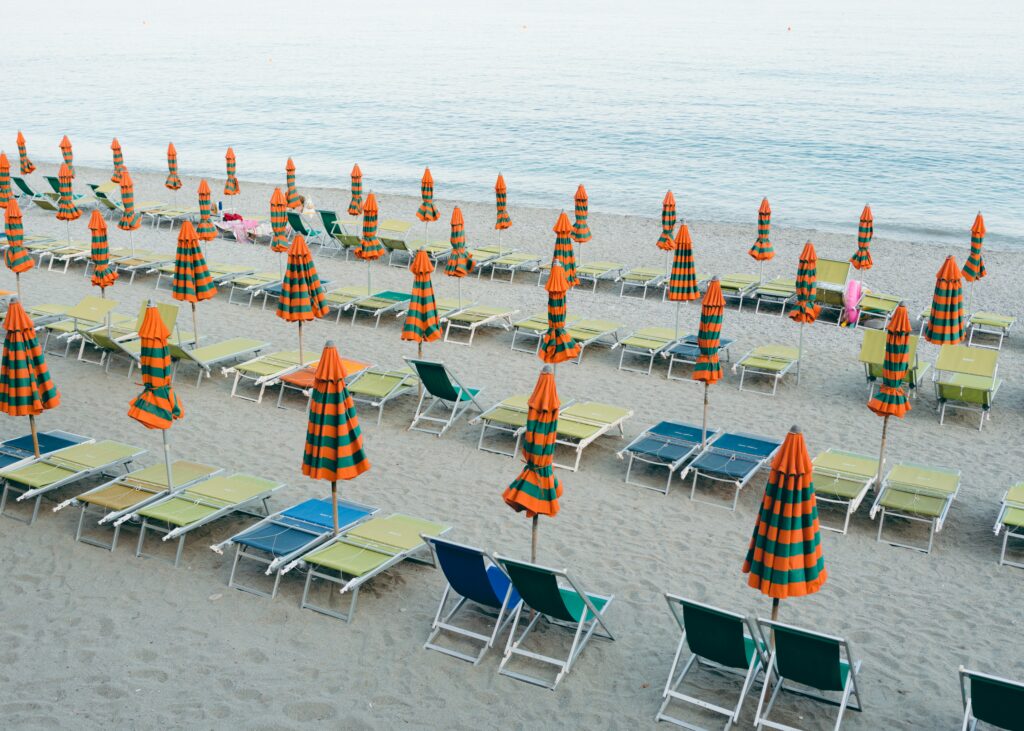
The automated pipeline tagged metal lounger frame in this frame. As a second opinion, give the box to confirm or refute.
[552,408,631,472]
[618,271,667,299]
[681,435,781,511]
[734,350,797,396]
[345,295,409,327]
[665,338,734,381]
[223,357,307,404]
[443,309,517,346]
[812,465,877,535]
[404,359,486,437]
[967,317,1014,350]
[478,255,542,283]
[172,341,271,387]
[613,333,682,376]
[994,493,1024,569]
[347,370,418,425]
[472,398,578,458]
[616,426,712,495]
[869,468,961,553]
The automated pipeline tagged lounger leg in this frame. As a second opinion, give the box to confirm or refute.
[136,521,149,558]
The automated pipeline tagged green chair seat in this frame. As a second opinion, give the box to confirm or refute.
[970,311,1015,328]
[560,588,609,622]
[1,441,141,488]
[348,370,415,399]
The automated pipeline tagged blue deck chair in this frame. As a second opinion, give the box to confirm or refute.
[617,421,718,495]
[664,335,735,381]
[959,666,1024,731]
[404,358,486,437]
[682,432,782,511]
[422,536,522,665]
[0,430,89,471]
[212,497,378,598]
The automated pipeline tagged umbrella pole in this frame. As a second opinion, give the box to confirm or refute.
[967,280,975,313]
[298,321,304,365]
[15,273,21,300]
[531,514,538,563]
[129,229,135,256]
[191,302,199,342]
[759,260,764,283]
[876,414,890,490]
[457,278,462,309]
[797,322,805,385]
[771,597,780,622]
[29,414,40,458]
[701,383,709,448]
[161,430,174,497]
[674,301,681,340]
[366,260,372,293]
[66,219,71,245]
[331,480,339,536]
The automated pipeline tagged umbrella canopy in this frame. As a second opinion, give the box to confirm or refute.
[269,187,289,252]
[923,255,966,344]
[693,278,725,386]
[285,157,301,209]
[303,341,370,479]
[127,305,183,430]
[110,137,126,184]
[0,298,60,418]
[354,192,385,261]
[961,212,987,282]
[88,210,118,291]
[494,173,512,230]
[571,184,592,243]
[172,221,216,304]
[444,206,474,277]
[16,131,35,175]
[4,200,33,275]
[0,152,11,206]
[743,426,827,601]
[165,142,182,191]
[278,235,328,323]
[59,135,74,177]
[118,170,142,232]
[868,304,912,419]
[850,204,873,270]
[666,223,700,302]
[748,197,773,261]
[539,260,580,364]
[416,167,439,222]
[789,241,820,324]
[224,147,240,195]
[502,365,562,519]
[55,164,80,223]
[196,179,217,241]
[551,211,578,288]
[657,191,676,251]
[401,249,442,344]
[347,163,363,216]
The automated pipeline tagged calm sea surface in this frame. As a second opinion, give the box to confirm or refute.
[6,0,1023,247]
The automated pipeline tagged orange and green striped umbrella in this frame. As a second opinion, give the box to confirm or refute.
[110,137,126,184]
[743,425,826,613]
[285,157,301,209]
[923,255,966,344]
[401,249,442,347]
[55,163,80,225]
[303,340,370,534]
[118,169,142,232]
[790,241,820,325]
[503,364,562,561]
[165,143,182,191]
[657,190,676,251]
[0,152,12,207]
[540,260,580,364]
[269,187,289,253]
[551,211,578,288]
[0,298,60,456]
[59,135,74,177]
[355,191,385,261]
[571,183,592,243]
[224,147,239,195]
[416,167,439,222]
[347,163,363,216]
[666,223,700,302]
[962,212,986,283]
[172,220,216,340]
[128,304,183,430]
[196,179,217,241]
[693,278,725,446]
[277,235,327,363]
[850,204,873,270]
[4,199,33,297]
[16,131,35,175]
[749,197,773,263]
[494,173,512,230]
[444,206,473,306]
[88,210,118,294]
[868,303,911,420]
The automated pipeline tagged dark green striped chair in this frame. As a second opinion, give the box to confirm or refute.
[959,666,1024,731]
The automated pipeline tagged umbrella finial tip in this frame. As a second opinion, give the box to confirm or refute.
[325,339,335,347]
[147,298,156,307]
[789,424,802,434]
[541,364,554,375]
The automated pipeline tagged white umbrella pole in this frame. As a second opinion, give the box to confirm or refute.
[15,273,21,299]
[298,321,304,365]
[65,219,71,244]
[674,301,681,340]
[497,228,502,258]
[701,383,710,448]
[797,322,805,384]
[967,280,976,313]
[161,430,174,494]
[366,260,372,293]
[191,303,199,343]
[331,480,339,536]
[876,414,890,491]
[457,278,462,309]
[129,229,135,256]
[759,260,765,283]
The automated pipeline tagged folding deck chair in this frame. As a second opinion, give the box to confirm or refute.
[227,271,283,307]
[958,666,1024,731]
[619,266,667,299]
[614,327,685,375]
[0,430,89,472]
[422,536,522,664]
[0,440,145,524]
[90,185,166,220]
[12,175,59,204]
[170,337,271,386]
[753,619,863,731]
[733,345,800,396]
[994,483,1024,569]
[294,513,451,622]
[967,312,1015,350]
[617,421,717,494]
[444,305,519,346]
[719,274,760,310]
[494,555,614,690]
[869,462,960,553]
[76,301,194,368]
[664,334,736,381]
[130,473,286,567]
[348,367,419,424]
[287,211,325,245]
[317,209,361,257]
[477,251,542,282]
[858,328,930,398]
[752,278,797,316]
[378,219,416,266]
[658,594,769,730]
[347,290,412,327]
[223,351,316,403]
[811,449,879,535]
[554,401,633,471]
[211,497,378,598]
[682,431,783,510]
[405,358,486,436]
[855,290,902,329]
[932,345,1001,430]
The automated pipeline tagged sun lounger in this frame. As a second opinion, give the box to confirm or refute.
[385,237,446,267]
[259,279,334,312]
[576,261,627,292]
[994,483,1024,569]
[271,356,371,409]
[562,319,622,362]
[115,252,175,284]
[317,209,361,257]
[856,290,902,329]
[719,273,760,310]
[869,462,960,553]
[753,619,863,731]
[613,326,684,375]
[287,211,325,245]
[494,555,614,690]
[323,285,371,321]
[6,302,71,330]
[472,393,566,457]
[90,185,166,220]
[967,311,1015,350]
[405,239,454,264]
[43,241,92,273]
[154,262,254,291]
[148,206,200,229]
[959,667,1024,731]
[663,334,736,381]
[76,301,194,368]
[659,594,768,729]
[814,258,853,325]
[682,431,782,510]
[84,182,119,214]
[554,401,632,471]
[293,513,451,622]
[405,357,486,436]
[223,351,316,403]
[510,313,554,354]
[617,421,717,494]
[753,277,797,316]
[42,296,131,356]
[733,345,800,396]
[0,430,89,472]
[396,297,472,323]
[858,328,930,398]
[227,271,283,307]
[476,251,542,282]
[0,440,145,524]
[170,337,271,386]
[211,497,378,598]
[422,536,522,664]
[932,345,1001,430]
[812,449,879,534]
[467,244,508,267]
[347,290,412,327]
[348,367,419,424]
[378,219,416,265]
[618,266,667,299]
[12,176,59,204]
[444,305,519,346]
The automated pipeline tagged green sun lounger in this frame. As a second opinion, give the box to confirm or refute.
[468,244,511,267]
[474,251,541,282]
[227,271,282,307]
[77,301,194,368]
[563,319,622,362]
[870,462,961,553]
[170,337,272,386]
[753,277,797,316]
[287,211,325,245]
[858,328,930,397]
[395,298,472,323]
[473,394,534,456]
[116,252,176,284]
[223,351,315,403]
[556,401,632,471]
[347,367,419,424]
[813,258,852,325]
[347,290,412,327]
[444,305,519,346]
[377,219,416,264]
[317,209,362,256]
[967,311,1015,350]
[812,449,880,534]
[510,312,560,353]
[618,266,667,299]
[295,513,451,622]
[405,239,454,264]
[42,241,91,273]
[994,482,1024,569]
[733,344,800,396]
[322,285,371,321]
[42,296,129,357]
[12,176,59,204]
[932,345,1001,430]
[856,290,902,329]
[154,262,254,291]
[719,273,760,310]
[613,326,683,375]
[537,260,625,292]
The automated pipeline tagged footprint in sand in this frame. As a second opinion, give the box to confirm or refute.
[283,701,338,722]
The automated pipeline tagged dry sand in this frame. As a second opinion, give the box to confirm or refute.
[1,162,1022,729]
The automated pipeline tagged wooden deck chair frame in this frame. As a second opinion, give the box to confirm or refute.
[994,484,1024,569]
[443,306,518,346]
[959,666,1024,731]
[616,422,715,495]
[404,357,486,436]
[869,463,961,553]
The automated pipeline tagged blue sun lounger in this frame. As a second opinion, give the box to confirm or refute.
[0,430,89,471]
[681,431,783,510]
[211,497,378,598]
[617,421,719,495]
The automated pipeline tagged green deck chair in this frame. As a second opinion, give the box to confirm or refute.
[870,462,961,553]
[347,367,418,424]
[812,449,879,534]
[317,209,362,257]
[378,219,415,265]
[959,666,1024,731]
[405,358,485,436]
[933,345,1001,430]
[287,210,325,245]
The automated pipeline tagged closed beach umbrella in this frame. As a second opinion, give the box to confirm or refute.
[165,143,182,193]
[88,210,118,296]
[55,163,80,243]
[790,241,820,384]
[502,364,562,562]
[354,192,385,291]
[444,206,474,307]
[277,235,328,364]
[59,135,74,177]
[347,163,363,216]
[0,298,60,457]
[118,169,142,254]
[692,278,724,447]
[416,167,439,226]
[110,138,126,184]
[4,199,33,297]
[923,255,966,345]
[540,260,580,365]
[494,173,512,255]
[743,425,827,622]
[849,204,873,271]
[303,340,370,535]
[867,303,912,490]
[572,183,592,246]
[16,131,35,175]
[401,249,442,359]
[285,158,301,209]
[196,179,217,242]
[0,152,12,207]
[269,187,289,255]
[224,147,240,196]
[551,211,578,289]
[961,212,986,311]
[127,302,183,491]
[749,197,773,281]
[172,220,216,340]
[657,191,676,251]
[666,222,700,338]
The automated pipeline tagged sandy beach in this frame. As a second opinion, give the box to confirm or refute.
[1,162,1022,730]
